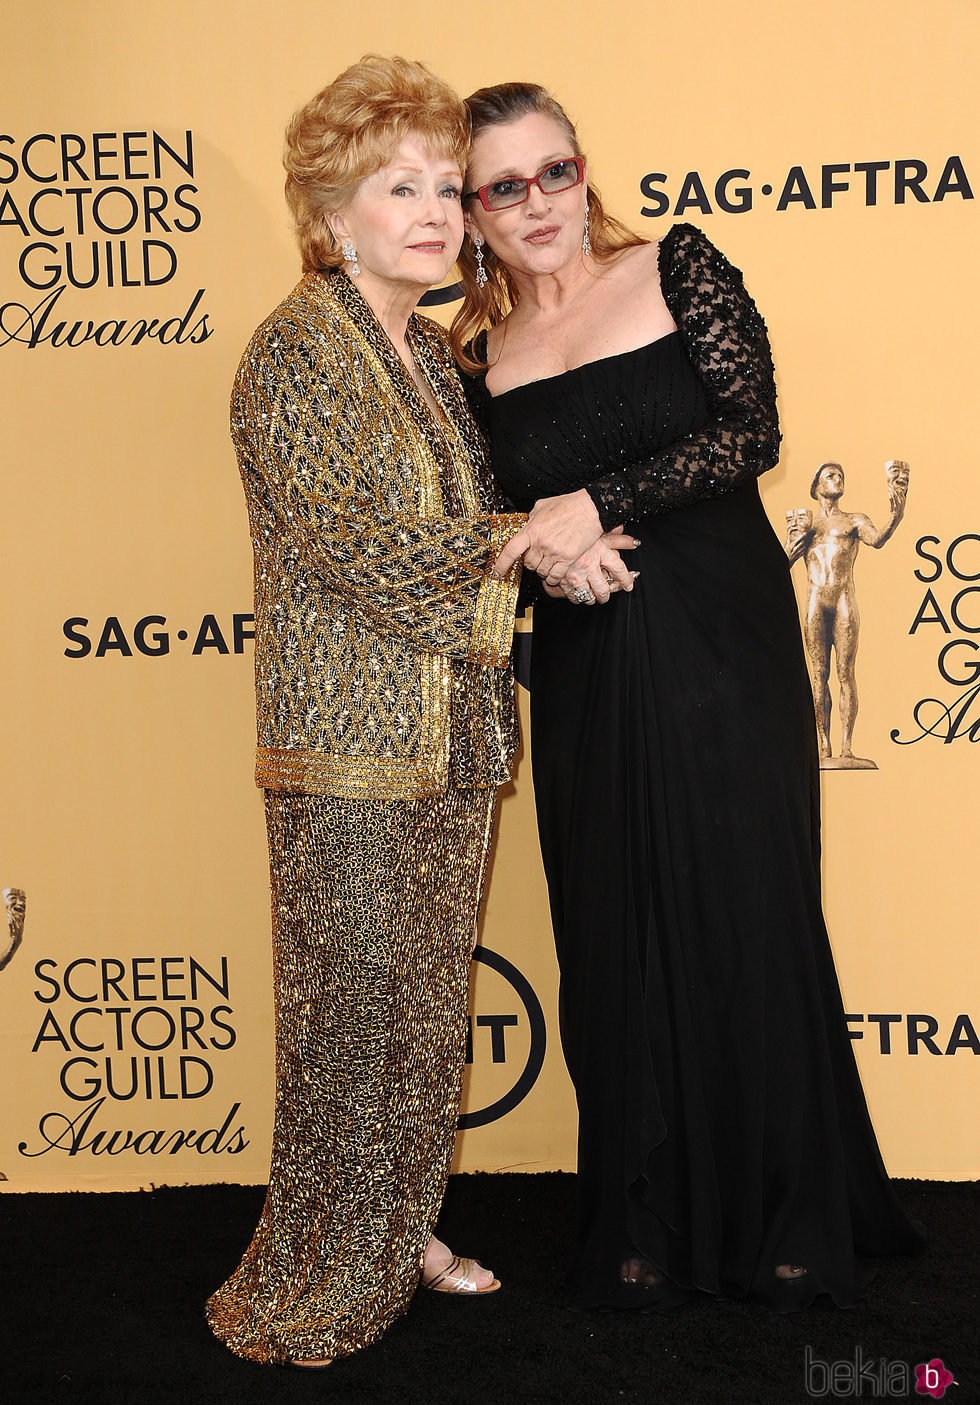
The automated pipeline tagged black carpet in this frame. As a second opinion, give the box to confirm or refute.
[3,1175,976,1404]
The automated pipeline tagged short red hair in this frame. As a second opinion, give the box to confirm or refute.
[284,54,469,274]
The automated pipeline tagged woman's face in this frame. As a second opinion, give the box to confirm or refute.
[463,111,587,278]
[330,136,464,294]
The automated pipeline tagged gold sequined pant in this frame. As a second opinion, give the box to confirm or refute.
[205,786,496,1364]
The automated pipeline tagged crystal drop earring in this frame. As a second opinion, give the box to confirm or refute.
[473,233,488,289]
[342,239,360,277]
[582,213,592,257]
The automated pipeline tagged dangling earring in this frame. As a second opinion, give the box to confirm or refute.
[342,239,360,277]
[473,233,488,289]
[582,213,592,257]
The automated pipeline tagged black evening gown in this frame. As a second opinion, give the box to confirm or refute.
[475,224,924,1311]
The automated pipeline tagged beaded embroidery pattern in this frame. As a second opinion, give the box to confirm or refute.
[586,224,780,527]
[205,786,497,1363]
[233,271,524,800]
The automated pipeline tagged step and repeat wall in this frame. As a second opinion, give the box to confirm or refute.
[1,0,976,1190]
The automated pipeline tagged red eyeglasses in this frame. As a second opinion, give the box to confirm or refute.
[463,157,585,211]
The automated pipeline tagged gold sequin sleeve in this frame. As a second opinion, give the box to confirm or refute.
[233,306,524,670]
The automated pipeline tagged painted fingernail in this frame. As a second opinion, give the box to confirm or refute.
[630,571,641,579]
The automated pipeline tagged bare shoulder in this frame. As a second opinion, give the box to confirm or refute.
[485,313,513,366]
[593,242,664,311]
[601,239,660,284]
[598,240,673,330]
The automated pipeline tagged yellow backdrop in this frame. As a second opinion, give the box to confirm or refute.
[1,0,976,1191]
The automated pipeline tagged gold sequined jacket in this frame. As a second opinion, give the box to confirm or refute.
[232,271,524,800]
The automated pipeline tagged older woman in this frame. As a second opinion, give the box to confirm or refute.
[454,82,924,1313]
[205,56,527,1368]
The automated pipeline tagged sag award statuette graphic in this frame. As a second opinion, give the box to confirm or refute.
[2,886,26,971]
[1,886,26,1179]
[785,460,910,769]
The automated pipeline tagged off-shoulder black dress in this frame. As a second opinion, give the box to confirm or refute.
[470,224,923,1311]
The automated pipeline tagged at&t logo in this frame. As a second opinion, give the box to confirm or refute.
[459,947,546,1129]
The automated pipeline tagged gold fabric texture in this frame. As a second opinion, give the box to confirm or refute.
[206,785,496,1364]
[234,270,524,800]
[209,272,523,1365]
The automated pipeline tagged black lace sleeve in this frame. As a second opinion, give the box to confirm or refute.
[586,224,780,528]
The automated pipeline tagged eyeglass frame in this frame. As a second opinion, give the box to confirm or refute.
[462,156,586,212]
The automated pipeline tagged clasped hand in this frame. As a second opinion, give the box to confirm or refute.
[493,488,637,605]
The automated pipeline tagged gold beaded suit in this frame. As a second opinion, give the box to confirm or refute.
[206,270,523,1364]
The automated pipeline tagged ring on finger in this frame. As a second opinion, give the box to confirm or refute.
[572,586,595,604]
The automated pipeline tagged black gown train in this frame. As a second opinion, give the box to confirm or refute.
[472,224,924,1311]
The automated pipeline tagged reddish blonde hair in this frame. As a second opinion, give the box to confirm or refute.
[284,54,470,274]
[451,82,648,369]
